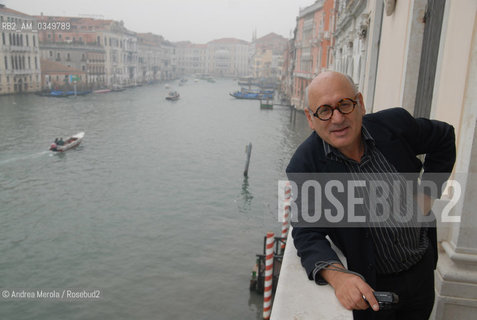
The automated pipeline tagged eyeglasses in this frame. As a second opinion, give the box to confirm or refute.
[310,97,358,121]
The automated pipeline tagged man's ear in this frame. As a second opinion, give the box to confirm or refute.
[357,93,366,115]
[304,108,315,130]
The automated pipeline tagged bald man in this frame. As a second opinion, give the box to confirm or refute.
[286,71,456,320]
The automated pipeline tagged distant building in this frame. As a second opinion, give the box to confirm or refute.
[36,15,139,86]
[40,58,86,90]
[251,33,288,81]
[280,38,296,104]
[0,5,41,95]
[39,42,106,89]
[175,41,207,75]
[137,33,166,82]
[206,38,250,77]
[291,0,335,109]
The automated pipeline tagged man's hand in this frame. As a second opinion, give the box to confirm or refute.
[321,264,379,311]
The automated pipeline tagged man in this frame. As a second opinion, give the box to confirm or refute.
[286,71,455,319]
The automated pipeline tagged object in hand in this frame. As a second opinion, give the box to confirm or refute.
[373,291,399,310]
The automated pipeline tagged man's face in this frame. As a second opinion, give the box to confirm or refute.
[305,74,366,152]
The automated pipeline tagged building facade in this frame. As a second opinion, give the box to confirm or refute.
[251,33,288,82]
[333,0,368,97]
[175,41,207,76]
[291,0,335,109]
[206,38,250,77]
[36,16,139,87]
[0,5,41,95]
[39,42,106,89]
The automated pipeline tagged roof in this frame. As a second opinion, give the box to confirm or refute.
[0,5,32,18]
[40,58,85,74]
[207,38,249,45]
[256,33,288,43]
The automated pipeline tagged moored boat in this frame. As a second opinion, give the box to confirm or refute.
[49,132,85,152]
[93,89,112,94]
[229,89,273,100]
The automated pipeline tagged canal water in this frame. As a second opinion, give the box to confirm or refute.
[0,79,311,319]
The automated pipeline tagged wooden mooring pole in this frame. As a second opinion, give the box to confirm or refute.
[244,142,252,177]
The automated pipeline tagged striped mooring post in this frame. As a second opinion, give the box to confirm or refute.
[263,232,275,320]
[281,182,292,252]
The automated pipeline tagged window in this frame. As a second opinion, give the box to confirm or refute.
[56,52,61,61]
[26,34,29,46]
[35,57,38,69]
[33,35,36,47]
[2,32,4,45]
[49,51,53,57]
[4,56,7,70]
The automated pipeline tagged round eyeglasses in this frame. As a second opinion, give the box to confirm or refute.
[310,97,358,121]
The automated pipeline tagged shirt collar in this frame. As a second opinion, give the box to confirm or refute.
[322,125,375,160]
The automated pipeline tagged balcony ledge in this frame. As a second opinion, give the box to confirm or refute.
[271,229,352,320]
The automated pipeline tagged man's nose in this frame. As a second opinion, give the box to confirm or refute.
[330,109,345,123]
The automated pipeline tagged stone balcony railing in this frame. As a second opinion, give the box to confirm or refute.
[271,199,454,319]
[271,229,352,319]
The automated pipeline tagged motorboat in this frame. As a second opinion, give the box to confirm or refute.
[50,132,85,152]
[165,91,180,101]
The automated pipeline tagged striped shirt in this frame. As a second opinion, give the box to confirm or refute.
[323,126,429,274]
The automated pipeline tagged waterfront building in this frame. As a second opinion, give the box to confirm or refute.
[160,41,177,80]
[36,15,138,87]
[175,41,207,76]
[251,33,288,82]
[206,38,250,77]
[279,38,296,104]
[39,43,105,89]
[40,58,86,90]
[137,33,164,83]
[0,5,41,95]
[291,0,335,109]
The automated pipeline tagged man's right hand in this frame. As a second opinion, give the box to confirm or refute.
[321,264,379,311]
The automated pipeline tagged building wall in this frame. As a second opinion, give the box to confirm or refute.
[430,0,476,142]
[0,9,41,94]
[333,0,368,92]
[40,44,106,88]
[373,0,415,111]
[364,0,477,316]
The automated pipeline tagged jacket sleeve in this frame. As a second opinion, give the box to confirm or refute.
[291,227,343,283]
[286,153,342,282]
[392,108,456,196]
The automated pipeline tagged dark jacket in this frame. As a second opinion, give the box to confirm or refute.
[286,108,455,319]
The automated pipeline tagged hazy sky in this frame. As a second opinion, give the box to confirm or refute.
[2,0,315,43]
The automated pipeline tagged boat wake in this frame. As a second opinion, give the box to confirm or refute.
[0,151,50,166]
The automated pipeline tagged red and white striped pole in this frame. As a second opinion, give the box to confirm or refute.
[281,182,291,251]
[263,232,275,320]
